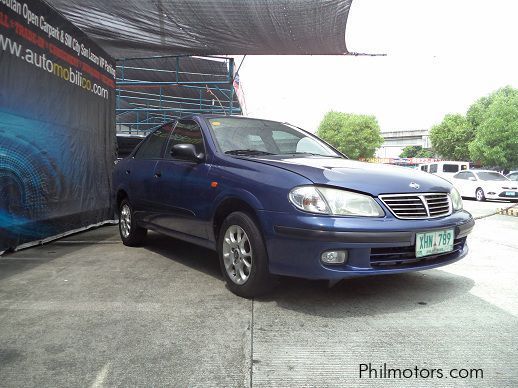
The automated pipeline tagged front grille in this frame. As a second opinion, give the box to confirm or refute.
[370,237,466,268]
[379,193,451,219]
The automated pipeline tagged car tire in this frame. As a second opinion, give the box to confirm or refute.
[218,211,276,298]
[119,199,147,246]
[475,188,486,202]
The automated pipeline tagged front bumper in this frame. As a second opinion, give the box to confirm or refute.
[258,210,474,280]
[485,190,518,200]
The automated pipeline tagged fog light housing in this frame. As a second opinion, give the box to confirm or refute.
[321,250,348,264]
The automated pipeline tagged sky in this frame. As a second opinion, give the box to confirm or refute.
[238,0,518,133]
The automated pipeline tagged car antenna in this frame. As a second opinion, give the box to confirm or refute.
[206,85,227,115]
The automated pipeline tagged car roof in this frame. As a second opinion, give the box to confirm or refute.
[465,169,502,173]
[191,114,286,124]
[419,161,469,165]
[438,161,469,164]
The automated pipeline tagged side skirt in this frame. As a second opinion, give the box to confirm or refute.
[139,221,217,251]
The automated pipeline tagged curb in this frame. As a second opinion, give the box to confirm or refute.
[498,207,518,217]
[475,203,518,220]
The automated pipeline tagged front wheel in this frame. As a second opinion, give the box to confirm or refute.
[218,212,275,298]
[476,188,486,202]
[119,199,147,246]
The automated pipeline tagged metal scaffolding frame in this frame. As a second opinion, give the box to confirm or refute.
[116,55,242,136]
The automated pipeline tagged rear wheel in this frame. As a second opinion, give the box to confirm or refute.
[218,212,275,298]
[476,188,486,202]
[119,199,147,246]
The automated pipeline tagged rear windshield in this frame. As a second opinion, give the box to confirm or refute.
[443,164,460,173]
[476,172,508,181]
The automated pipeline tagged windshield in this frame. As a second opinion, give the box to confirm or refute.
[207,117,342,158]
[476,172,509,181]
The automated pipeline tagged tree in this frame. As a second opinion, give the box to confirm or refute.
[429,114,472,160]
[399,146,421,158]
[400,145,434,158]
[467,86,517,131]
[316,111,383,159]
[469,92,518,169]
[416,148,435,158]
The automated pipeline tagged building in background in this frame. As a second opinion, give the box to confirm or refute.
[376,129,430,158]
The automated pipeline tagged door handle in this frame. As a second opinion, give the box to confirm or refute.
[125,170,131,175]
[154,171,162,178]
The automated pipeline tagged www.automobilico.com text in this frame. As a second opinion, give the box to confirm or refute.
[0,0,115,100]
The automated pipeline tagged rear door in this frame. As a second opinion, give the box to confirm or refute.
[154,119,213,239]
[128,124,174,223]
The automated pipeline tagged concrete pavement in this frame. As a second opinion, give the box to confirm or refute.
[0,201,517,387]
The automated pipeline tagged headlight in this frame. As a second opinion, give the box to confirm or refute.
[289,186,385,217]
[450,187,463,211]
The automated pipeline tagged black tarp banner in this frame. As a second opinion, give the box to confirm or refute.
[45,0,352,58]
[0,0,116,252]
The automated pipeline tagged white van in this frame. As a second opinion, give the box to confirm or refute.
[419,161,470,181]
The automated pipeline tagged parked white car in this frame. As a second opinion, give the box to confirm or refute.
[419,161,470,182]
[451,170,518,202]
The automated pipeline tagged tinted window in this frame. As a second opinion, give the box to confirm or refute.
[443,164,460,173]
[429,164,438,173]
[165,120,205,159]
[134,125,173,159]
[117,135,145,158]
[465,172,476,180]
[508,173,518,181]
[476,172,508,181]
[420,165,428,172]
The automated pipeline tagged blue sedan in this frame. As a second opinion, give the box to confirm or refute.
[113,115,474,297]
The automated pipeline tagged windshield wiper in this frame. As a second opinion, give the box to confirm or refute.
[283,152,342,158]
[225,149,277,156]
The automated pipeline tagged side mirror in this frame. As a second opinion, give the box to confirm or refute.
[171,144,204,162]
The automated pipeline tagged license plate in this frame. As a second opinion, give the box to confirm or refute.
[506,191,516,196]
[416,229,454,258]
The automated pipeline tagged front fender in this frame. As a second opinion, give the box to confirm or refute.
[211,188,264,214]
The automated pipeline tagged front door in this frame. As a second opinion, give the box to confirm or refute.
[155,119,214,239]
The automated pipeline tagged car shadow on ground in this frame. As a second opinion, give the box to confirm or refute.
[259,272,475,318]
[143,232,223,280]
[143,232,475,318]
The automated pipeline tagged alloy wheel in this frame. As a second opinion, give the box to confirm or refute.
[120,204,131,238]
[222,225,253,285]
[476,189,484,201]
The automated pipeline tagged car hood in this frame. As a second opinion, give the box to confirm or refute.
[249,157,451,196]
[484,181,517,189]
